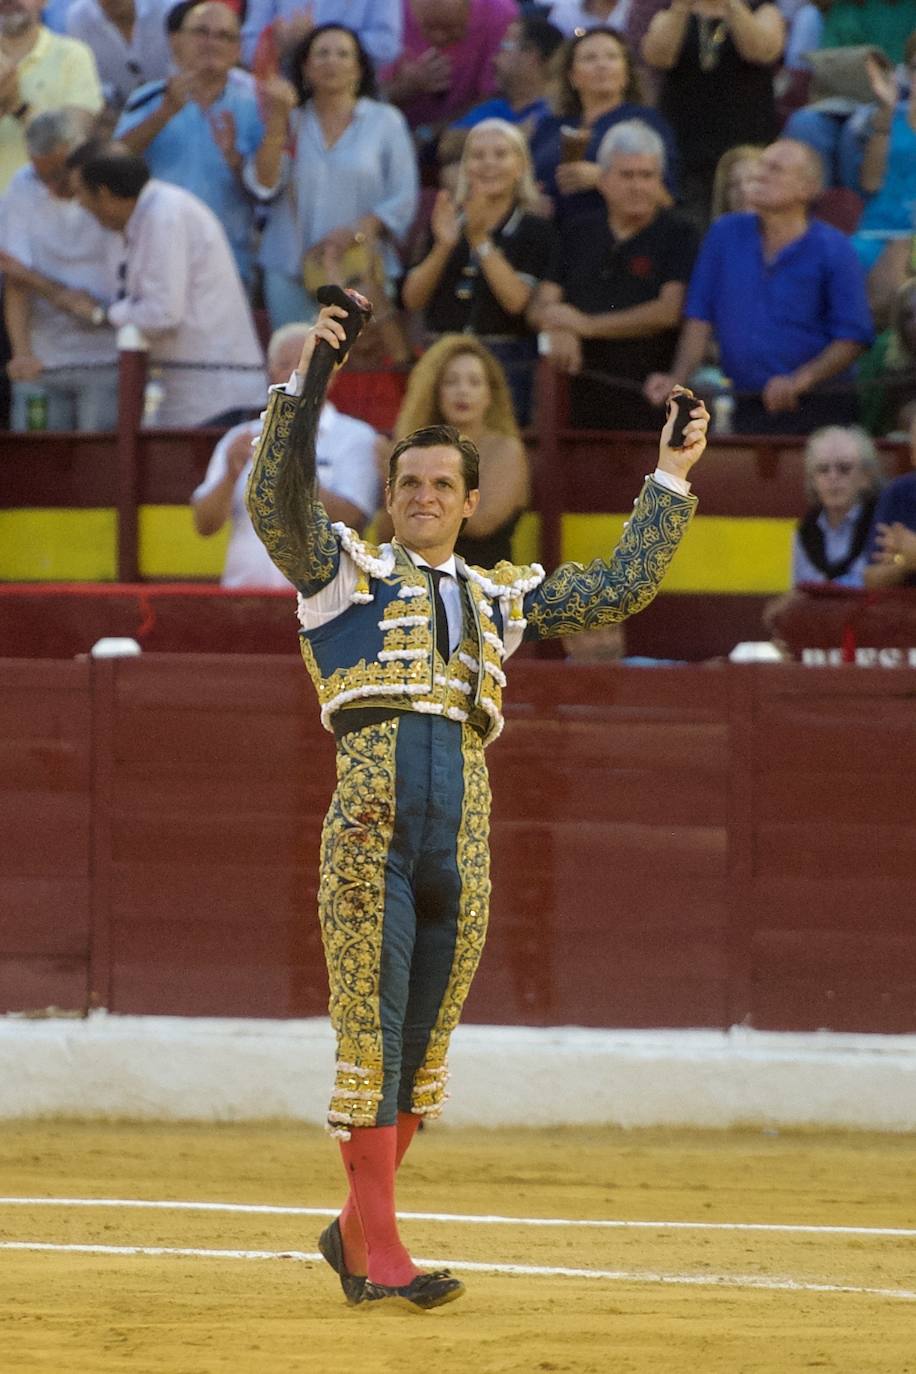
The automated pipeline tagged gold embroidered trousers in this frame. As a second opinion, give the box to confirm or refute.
[318,712,491,1135]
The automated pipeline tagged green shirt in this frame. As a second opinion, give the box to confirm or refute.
[822,0,916,65]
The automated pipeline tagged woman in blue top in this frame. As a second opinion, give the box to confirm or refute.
[248,24,419,328]
[529,28,680,227]
[852,42,916,272]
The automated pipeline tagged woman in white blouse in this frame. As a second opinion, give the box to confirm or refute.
[249,23,419,327]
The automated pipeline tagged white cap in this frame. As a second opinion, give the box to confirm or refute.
[728,641,784,663]
[116,324,149,353]
[90,637,142,658]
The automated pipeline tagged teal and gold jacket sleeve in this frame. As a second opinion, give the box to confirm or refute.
[523,476,697,640]
[244,387,341,595]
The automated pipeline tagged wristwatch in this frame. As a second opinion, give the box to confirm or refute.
[475,238,495,260]
[90,305,106,327]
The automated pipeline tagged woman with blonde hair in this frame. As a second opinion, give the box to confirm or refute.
[401,118,556,422]
[390,335,531,567]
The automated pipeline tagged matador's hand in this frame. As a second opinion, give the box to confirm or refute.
[657,386,709,482]
[295,304,350,375]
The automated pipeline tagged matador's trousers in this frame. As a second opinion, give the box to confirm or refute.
[318,712,492,1133]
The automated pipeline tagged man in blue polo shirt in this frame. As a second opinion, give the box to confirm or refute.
[645,138,874,435]
[114,0,266,285]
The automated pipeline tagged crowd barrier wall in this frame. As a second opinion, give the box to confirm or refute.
[2,655,914,1037]
[2,360,909,661]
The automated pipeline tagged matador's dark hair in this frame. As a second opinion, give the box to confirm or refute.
[388,425,480,495]
[273,286,372,559]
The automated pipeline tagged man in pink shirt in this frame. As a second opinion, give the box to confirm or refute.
[381,0,516,149]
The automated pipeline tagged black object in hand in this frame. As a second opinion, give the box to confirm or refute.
[314,284,373,369]
[668,390,696,449]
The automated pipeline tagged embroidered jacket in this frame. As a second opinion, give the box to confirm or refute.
[246,389,698,744]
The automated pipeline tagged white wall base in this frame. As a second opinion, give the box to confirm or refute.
[2,1014,915,1131]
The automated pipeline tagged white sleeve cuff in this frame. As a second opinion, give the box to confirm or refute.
[282,371,304,397]
[652,468,691,497]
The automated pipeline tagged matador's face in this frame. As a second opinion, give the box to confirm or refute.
[386,446,479,564]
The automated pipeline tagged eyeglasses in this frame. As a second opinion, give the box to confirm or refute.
[813,461,856,476]
[183,26,238,42]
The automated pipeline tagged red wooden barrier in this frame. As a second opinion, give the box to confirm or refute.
[2,656,914,1034]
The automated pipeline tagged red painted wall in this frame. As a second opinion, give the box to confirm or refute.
[1,657,914,1034]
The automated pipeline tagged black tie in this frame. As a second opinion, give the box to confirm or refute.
[428,568,451,660]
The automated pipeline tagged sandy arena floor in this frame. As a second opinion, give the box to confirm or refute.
[1,1121,914,1373]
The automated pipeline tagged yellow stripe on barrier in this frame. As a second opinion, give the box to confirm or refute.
[0,507,791,594]
[562,514,795,595]
[139,506,228,579]
[0,509,118,581]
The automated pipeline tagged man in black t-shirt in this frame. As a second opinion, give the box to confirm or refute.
[529,118,698,430]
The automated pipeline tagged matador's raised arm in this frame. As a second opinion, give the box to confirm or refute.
[245,287,372,595]
[523,390,707,640]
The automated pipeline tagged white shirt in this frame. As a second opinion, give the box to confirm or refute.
[193,401,382,589]
[0,165,120,366]
[407,552,464,654]
[107,180,266,426]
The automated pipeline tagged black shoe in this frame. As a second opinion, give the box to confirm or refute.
[361,1270,465,1312]
[317,1218,366,1306]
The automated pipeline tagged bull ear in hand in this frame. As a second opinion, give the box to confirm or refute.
[277,285,375,557]
[314,284,373,368]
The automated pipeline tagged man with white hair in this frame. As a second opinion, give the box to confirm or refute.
[0,107,121,430]
[529,117,699,428]
[645,138,875,434]
[191,322,383,588]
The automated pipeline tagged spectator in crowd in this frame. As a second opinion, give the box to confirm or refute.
[249,23,418,328]
[783,39,901,196]
[451,14,564,131]
[402,118,555,422]
[0,0,103,192]
[868,232,915,330]
[850,38,916,271]
[641,0,784,229]
[863,412,916,587]
[530,119,698,429]
[192,322,383,587]
[548,0,631,37]
[709,142,763,218]
[114,1,267,284]
[66,0,172,111]
[0,107,120,430]
[781,0,823,74]
[388,333,530,566]
[644,138,874,434]
[381,0,517,153]
[859,274,916,434]
[241,0,403,72]
[791,424,884,585]
[70,141,266,425]
[529,27,679,228]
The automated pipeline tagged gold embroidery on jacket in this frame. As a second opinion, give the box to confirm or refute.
[526,480,696,639]
[245,389,339,593]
